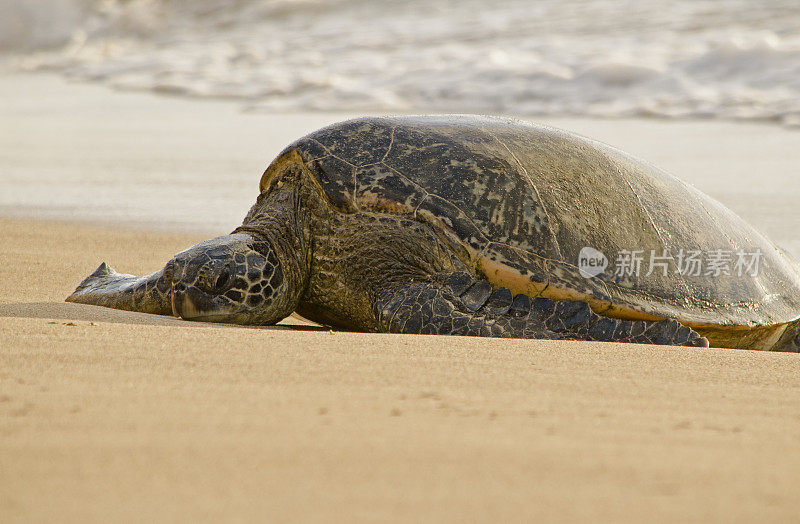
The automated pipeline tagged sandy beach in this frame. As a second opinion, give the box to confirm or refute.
[2,74,800,522]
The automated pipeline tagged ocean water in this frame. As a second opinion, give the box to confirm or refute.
[3,0,800,125]
[0,0,800,126]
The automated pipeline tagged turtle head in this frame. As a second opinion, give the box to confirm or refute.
[164,233,300,325]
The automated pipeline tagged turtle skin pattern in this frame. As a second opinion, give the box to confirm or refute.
[375,272,708,347]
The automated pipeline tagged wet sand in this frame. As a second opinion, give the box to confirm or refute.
[2,74,798,256]
[2,74,800,522]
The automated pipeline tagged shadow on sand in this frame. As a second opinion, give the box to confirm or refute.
[0,302,329,332]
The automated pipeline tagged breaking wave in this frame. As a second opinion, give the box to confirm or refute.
[4,0,800,126]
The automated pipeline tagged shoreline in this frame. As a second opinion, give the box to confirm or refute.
[1,73,798,256]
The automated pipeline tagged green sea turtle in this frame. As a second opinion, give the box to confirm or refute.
[67,115,800,351]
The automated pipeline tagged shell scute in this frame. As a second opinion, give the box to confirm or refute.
[309,119,394,166]
[303,154,355,211]
[354,163,424,212]
[383,124,560,258]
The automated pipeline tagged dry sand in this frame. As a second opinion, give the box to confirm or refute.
[2,74,800,522]
[2,219,800,522]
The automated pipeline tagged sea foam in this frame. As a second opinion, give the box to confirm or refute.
[4,0,800,126]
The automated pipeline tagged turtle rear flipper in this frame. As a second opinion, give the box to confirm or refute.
[66,263,173,316]
[374,272,709,348]
[774,319,800,352]
[73,262,116,290]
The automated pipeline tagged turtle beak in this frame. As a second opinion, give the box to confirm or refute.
[172,284,195,319]
[172,284,206,320]
[171,284,231,322]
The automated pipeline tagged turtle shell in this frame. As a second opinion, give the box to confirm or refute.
[261,115,800,328]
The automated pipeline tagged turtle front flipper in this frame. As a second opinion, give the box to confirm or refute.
[374,272,709,348]
[66,262,173,316]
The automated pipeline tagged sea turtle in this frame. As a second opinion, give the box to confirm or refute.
[67,115,800,351]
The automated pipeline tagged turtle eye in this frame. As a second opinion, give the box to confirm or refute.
[214,268,231,290]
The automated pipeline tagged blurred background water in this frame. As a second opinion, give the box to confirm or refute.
[3,0,800,126]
